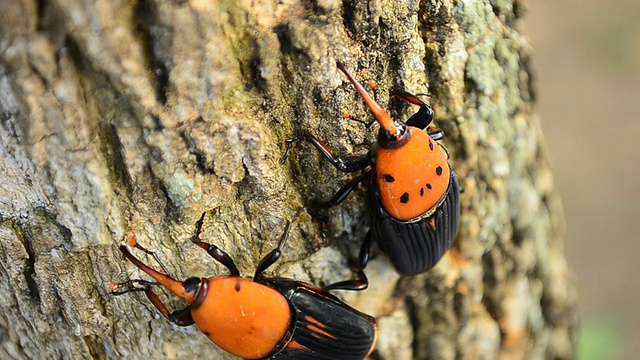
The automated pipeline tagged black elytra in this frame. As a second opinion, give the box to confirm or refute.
[281,63,461,275]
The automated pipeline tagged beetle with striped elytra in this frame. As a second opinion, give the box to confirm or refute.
[282,63,461,275]
[111,215,378,359]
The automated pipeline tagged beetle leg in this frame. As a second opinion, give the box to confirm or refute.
[322,232,372,292]
[306,171,366,236]
[253,210,304,279]
[142,284,196,326]
[427,127,444,141]
[166,307,195,327]
[282,131,371,172]
[281,134,304,163]
[322,269,368,292]
[392,91,434,130]
[193,241,241,277]
[253,220,293,279]
[357,230,372,271]
[437,142,451,159]
[191,212,241,276]
[111,279,195,326]
[322,171,370,208]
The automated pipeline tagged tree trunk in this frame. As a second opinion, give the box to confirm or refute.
[0,0,578,359]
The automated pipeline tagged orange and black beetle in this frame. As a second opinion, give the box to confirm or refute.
[282,63,461,275]
[111,219,378,360]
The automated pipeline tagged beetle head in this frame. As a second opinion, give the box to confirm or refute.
[337,63,410,148]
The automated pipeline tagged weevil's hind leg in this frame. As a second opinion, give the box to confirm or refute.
[111,279,195,326]
[322,231,372,292]
[392,91,434,130]
[281,131,371,172]
[322,269,368,292]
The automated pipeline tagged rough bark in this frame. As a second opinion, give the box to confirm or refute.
[0,0,578,359]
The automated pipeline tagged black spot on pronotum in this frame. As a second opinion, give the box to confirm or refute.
[235,280,241,292]
[429,140,434,151]
[436,166,443,176]
[400,192,409,203]
[383,174,395,182]
[420,188,424,197]
[426,183,432,190]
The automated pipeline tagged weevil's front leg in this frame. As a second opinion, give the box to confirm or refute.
[282,131,371,172]
[392,92,434,130]
[111,280,195,326]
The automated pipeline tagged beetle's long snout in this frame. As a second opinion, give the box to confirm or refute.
[119,245,196,304]
[337,62,398,135]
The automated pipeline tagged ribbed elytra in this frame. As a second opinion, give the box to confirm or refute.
[111,220,378,359]
[280,63,461,275]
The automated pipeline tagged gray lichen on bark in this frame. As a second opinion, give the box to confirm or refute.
[0,0,577,359]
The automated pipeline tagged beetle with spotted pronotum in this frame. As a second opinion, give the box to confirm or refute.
[111,215,378,359]
[281,62,461,275]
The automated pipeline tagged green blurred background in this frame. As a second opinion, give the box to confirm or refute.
[525,1,640,359]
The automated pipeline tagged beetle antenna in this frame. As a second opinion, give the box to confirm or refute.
[127,232,171,275]
[111,279,159,295]
[368,80,378,101]
[342,111,376,128]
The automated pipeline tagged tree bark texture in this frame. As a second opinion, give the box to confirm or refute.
[0,0,578,359]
